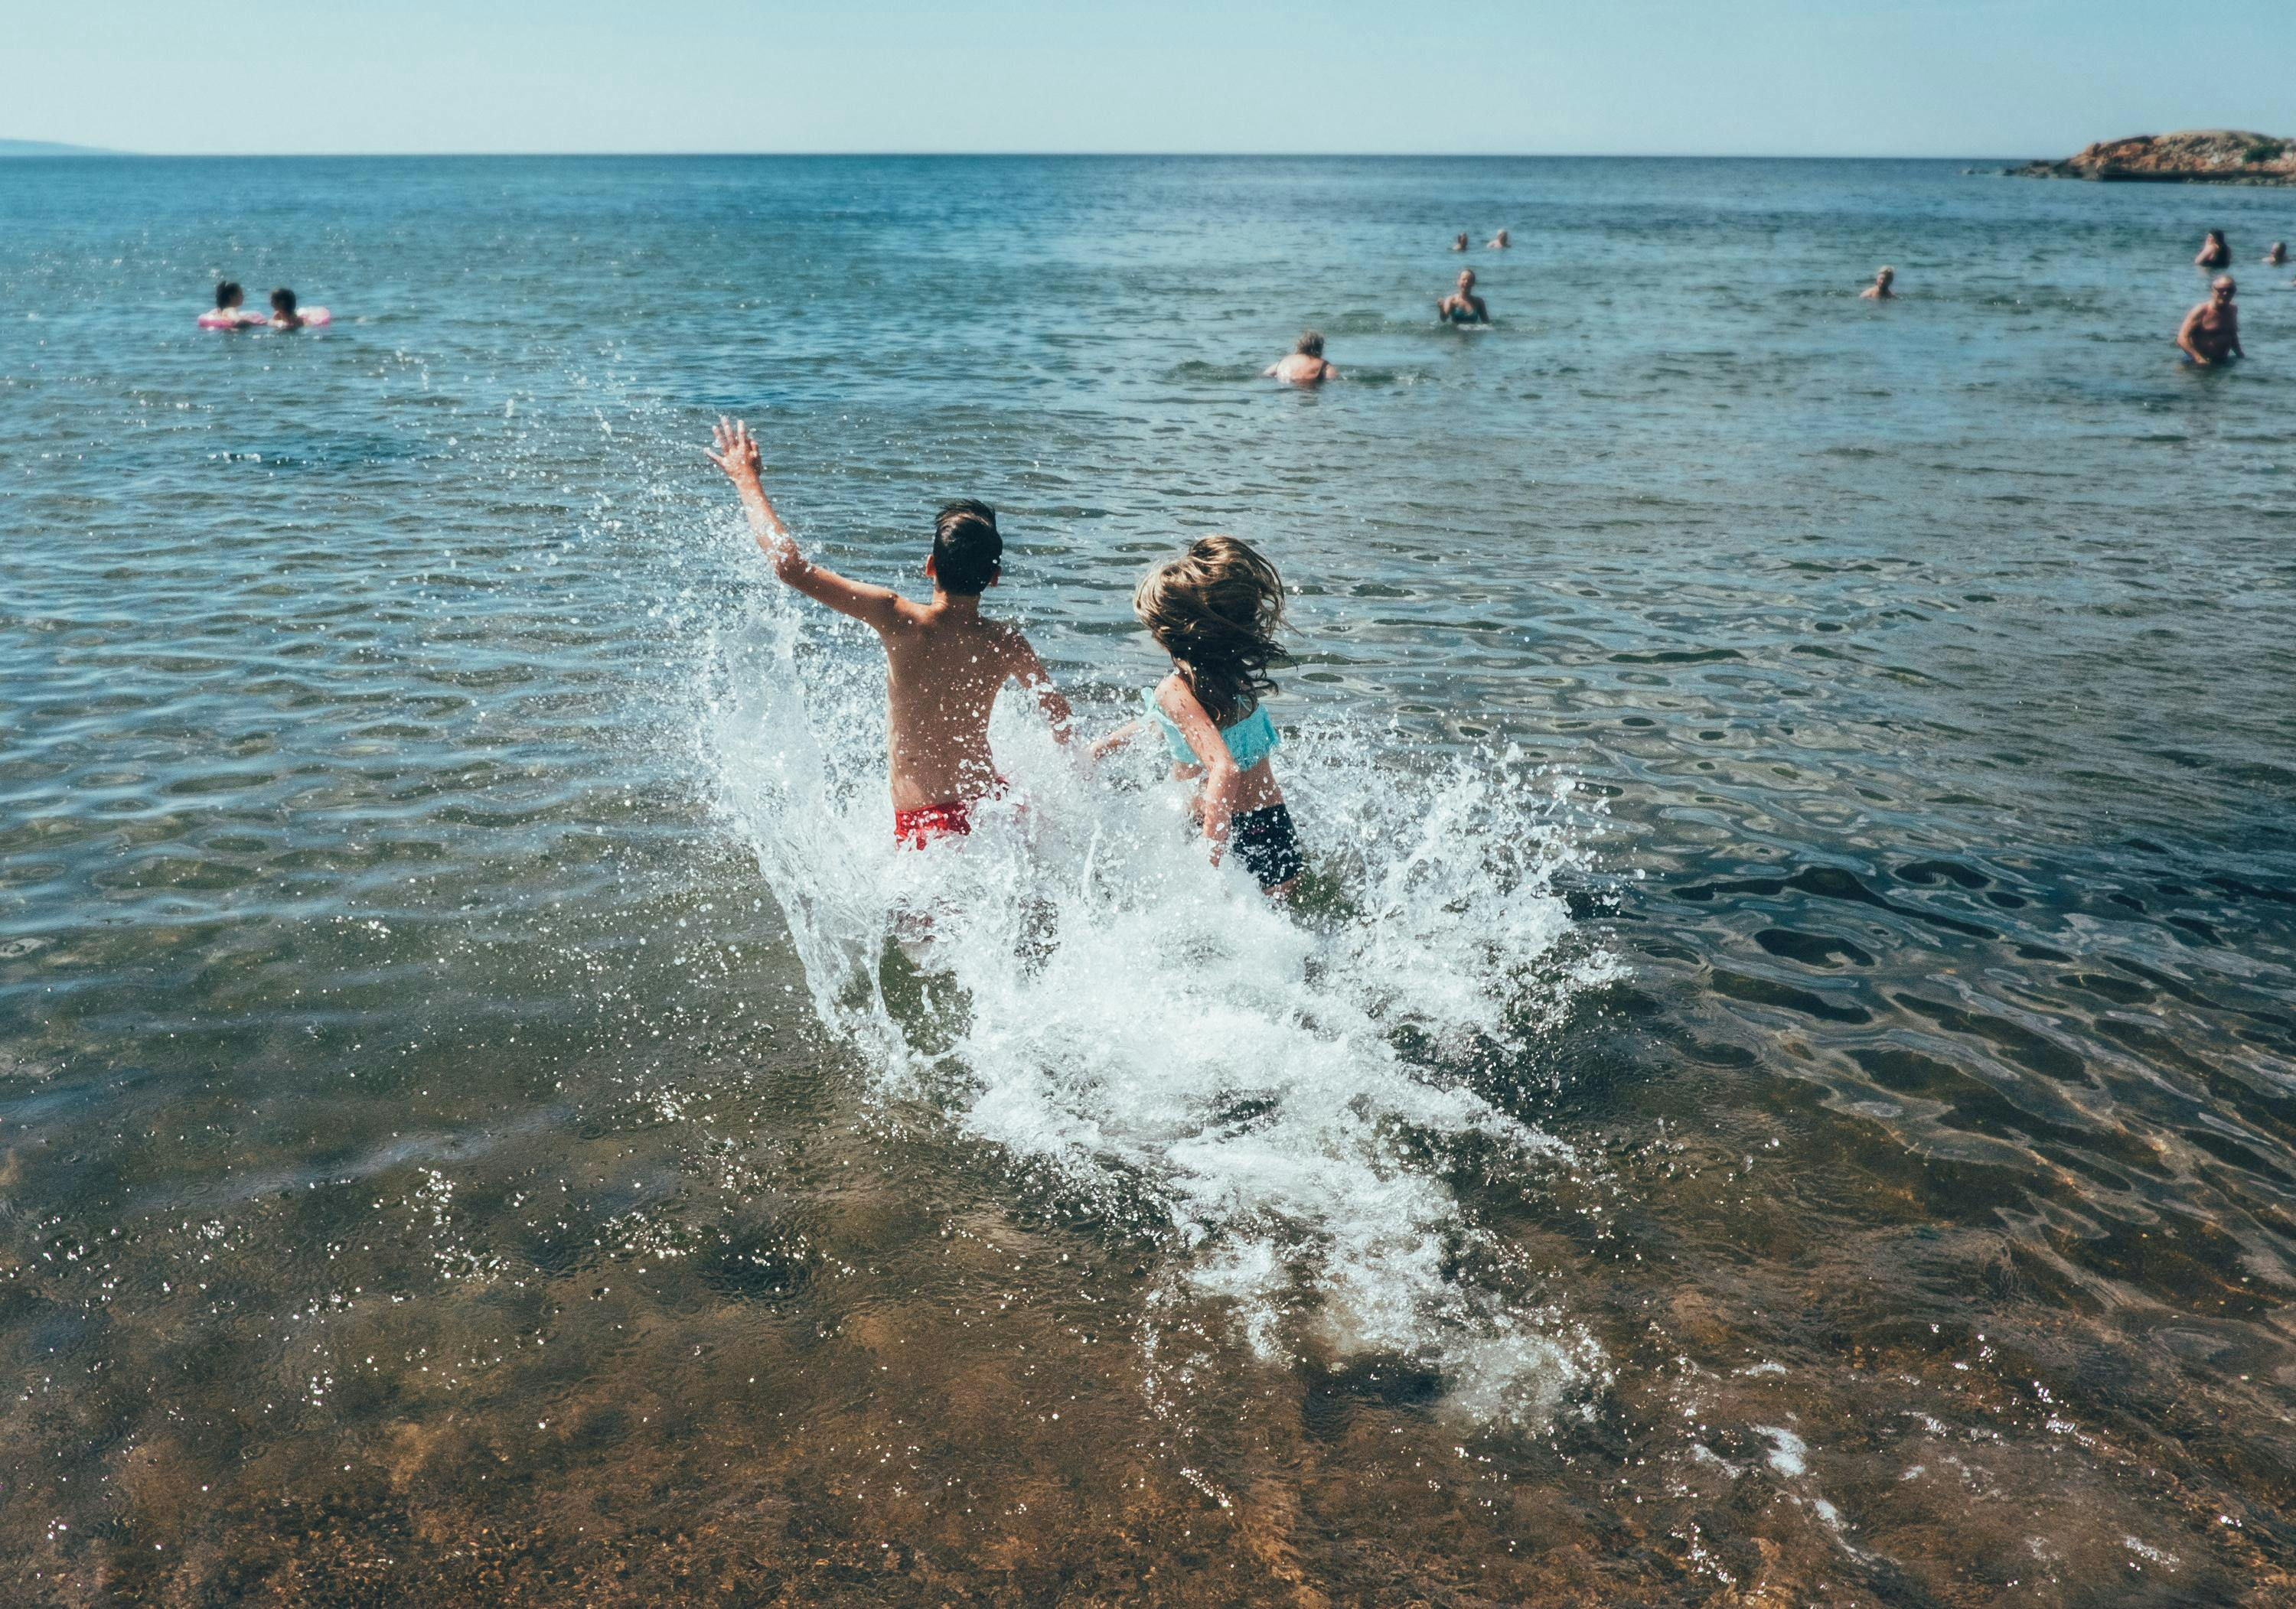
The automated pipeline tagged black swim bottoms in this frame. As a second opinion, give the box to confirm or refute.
[1229,803,1305,891]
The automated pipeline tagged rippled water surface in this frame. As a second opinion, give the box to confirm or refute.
[4,155,2294,1605]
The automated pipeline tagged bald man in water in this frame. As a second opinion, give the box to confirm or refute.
[2176,276,2244,366]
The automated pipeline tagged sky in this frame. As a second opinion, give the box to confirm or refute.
[5,1,2291,158]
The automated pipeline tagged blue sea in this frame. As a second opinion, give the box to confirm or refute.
[3,155,2294,1604]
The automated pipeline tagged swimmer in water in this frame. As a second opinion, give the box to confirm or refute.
[1437,269,1489,325]
[1450,232,1469,252]
[1861,265,1896,300]
[1264,330,1338,386]
[2265,241,2288,266]
[704,417,1072,847]
[1486,229,1510,249]
[269,288,305,330]
[1093,536,1303,897]
[2176,275,2244,366]
[207,281,261,328]
[2195,230,2230,269]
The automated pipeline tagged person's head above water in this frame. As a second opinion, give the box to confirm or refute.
[1293,331,1325,358]
[2212,275,2236,299]
[1133,535,1287,726]
[214,281,243,310]
[1457,269,1477,292]
[928,500,1001,596]
[1876,266,1896,284]
[270,288,297,315]
[1452,232,1468,250]
[2206,230,2226,245]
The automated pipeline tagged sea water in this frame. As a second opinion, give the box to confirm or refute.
[699,569,1617,1425]
[2,155,2293,1603]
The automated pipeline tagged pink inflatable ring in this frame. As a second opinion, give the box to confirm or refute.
[197,308,331,330]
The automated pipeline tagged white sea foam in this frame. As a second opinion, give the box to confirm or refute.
[1755,1425,1809,1477]
[695,568,1619,1425]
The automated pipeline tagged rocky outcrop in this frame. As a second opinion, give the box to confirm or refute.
[2014,129,2296,185]
[0,138,118,157]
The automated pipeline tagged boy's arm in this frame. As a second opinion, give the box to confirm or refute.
[706,417,903,631]
[1005,632,1074,744]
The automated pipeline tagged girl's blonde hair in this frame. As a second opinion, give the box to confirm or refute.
[1133,535,1287,726]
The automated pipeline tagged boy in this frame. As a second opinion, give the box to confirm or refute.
[706,417,1073,846]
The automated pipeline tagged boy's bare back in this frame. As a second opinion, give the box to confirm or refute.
[877,601,1051,810]
[706,419,1070,817]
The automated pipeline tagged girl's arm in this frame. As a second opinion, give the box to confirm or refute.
[1091,720,1142,760]
[1153,676,1244,861]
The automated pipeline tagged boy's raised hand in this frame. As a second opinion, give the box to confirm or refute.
[705,415,801,576]
[706,415,764,488]
[702,415,902,620]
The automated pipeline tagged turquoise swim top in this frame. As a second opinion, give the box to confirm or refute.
[1142,687,1280,773]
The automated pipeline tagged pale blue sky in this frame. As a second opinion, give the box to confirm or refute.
[7,2,2290,157]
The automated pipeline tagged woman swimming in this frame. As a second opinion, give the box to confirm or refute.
[1264,329,1338,386]
[1437,269,1489,325]
[1095,536,1304,897]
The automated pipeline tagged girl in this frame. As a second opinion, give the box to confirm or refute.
[1097,536,1304,897]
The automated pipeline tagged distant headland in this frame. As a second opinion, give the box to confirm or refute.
[0,138,119,158]
[2014,129,2295,186]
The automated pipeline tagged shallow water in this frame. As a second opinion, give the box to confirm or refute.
[3,155,2294,1604]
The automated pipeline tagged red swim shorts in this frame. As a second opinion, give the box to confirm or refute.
[893,777,1008,849]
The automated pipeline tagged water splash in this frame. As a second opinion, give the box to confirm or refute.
[694,550,1619,1425]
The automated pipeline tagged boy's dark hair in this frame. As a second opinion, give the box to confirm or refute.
[215,281,241,308]
[270,287,296,313]
[932,500,1001,595]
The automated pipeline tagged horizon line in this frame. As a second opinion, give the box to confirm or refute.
[8,148,2032,163]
